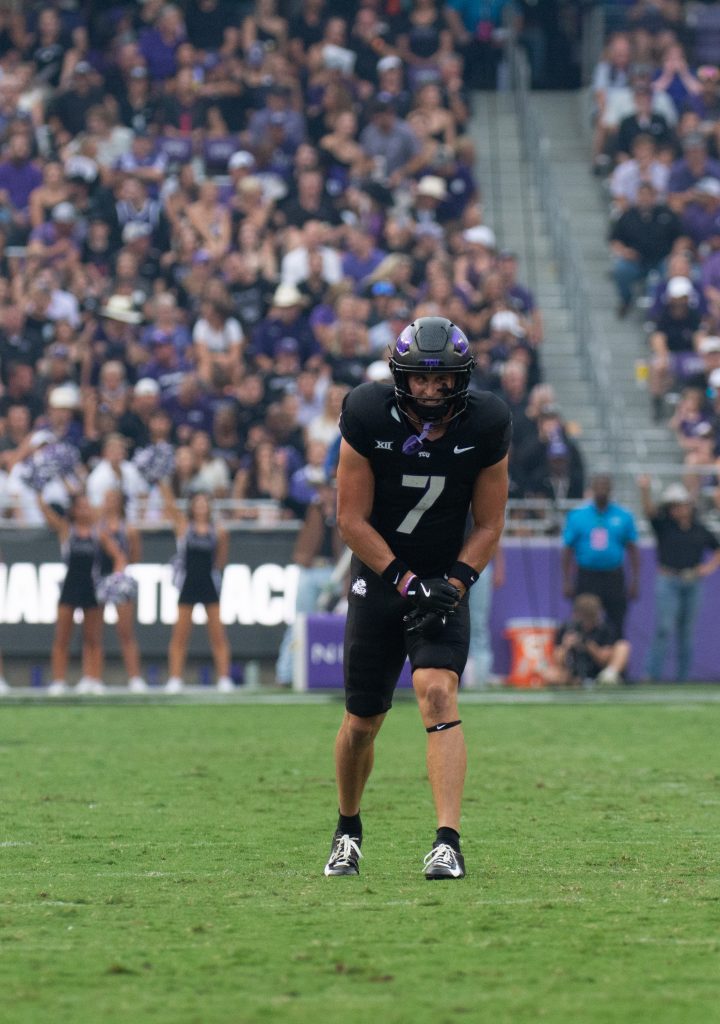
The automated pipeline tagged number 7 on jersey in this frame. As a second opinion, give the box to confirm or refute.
[396,475,446,535]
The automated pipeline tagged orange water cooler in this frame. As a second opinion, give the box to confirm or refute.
[503,618,558,688]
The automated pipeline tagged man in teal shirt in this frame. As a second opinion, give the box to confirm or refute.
[562,474,640,639]
[445,0,517,89]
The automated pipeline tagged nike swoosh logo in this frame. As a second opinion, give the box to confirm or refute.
[435,723,448,730]
[421,583,431,597]
[454,445,474,454]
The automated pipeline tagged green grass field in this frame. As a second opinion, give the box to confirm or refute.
[3,695,720,1024]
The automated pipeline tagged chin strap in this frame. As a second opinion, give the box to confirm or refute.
[402,421,433,455]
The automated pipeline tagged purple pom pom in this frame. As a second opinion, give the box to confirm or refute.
[133,442,175,484]
[96,571,139,605]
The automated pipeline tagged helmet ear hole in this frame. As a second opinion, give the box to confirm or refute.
[389,316,474,423]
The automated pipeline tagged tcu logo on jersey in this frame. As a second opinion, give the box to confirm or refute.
[375,440,393,450]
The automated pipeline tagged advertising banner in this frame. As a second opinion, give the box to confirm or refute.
[0,528,298,659]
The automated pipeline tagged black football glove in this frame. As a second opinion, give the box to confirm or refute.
[405,576,459,614]
[403,608,447,638]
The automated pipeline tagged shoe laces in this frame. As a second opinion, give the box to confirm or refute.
[329,834,362,867]
[423,843,458,871]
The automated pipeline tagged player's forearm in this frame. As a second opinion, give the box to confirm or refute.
[337,515,399,580]
[455,523,503,579]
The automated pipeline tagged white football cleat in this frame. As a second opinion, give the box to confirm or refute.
[164,677,185,694]
[47,680,67,696]
[216,676,235,693]
[128,677,149,693]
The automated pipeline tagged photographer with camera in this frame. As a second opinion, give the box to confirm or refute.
[541,593,631,687]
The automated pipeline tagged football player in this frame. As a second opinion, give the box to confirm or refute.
[324,316,511,879]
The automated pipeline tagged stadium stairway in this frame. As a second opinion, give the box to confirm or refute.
[470,88,683,512]
[523,91,684,504]
[470,93,607,467]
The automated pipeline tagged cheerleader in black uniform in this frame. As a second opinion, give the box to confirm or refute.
[96,489,147,693]
[39,493,124,696]
[163,488,233,693]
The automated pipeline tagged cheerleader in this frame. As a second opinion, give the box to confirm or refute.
[38,492,122,695]
[96,488,147,693]
[163,487,233,693]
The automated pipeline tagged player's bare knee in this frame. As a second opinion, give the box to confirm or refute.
[343,712,382,747]
[419,680,455,721]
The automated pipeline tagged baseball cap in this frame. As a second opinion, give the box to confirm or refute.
[48,384,80,409]
[699,335,720,354]
[661,483,692,505]
[416,175,447,201]
[51,202,76,223]
[64,155,98,184]
[463,225,496,248]
[666,276,694,299]
[229,150,255,171]
[273,284,304,307]
[490,310,524,336]
[134,377,160,396]
[377,55,402,74]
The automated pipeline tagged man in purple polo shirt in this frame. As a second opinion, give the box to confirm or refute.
[0,134,42,240]
[668,133,720,215]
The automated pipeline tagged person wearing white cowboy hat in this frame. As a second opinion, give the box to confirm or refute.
[100,294,143,324]
[638,474,720,681]
[416,175,448,203]
[249,282,318,372]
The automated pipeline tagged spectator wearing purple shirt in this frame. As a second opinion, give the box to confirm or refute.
[161,376,215,444]
[0,134,43,233]
[247,85,307,152]
[114,134,167,199]
[28,201,83,268]
[341,226,386,286]
[139,334,194,396]
[668,133,720,213]
[678,177,720,244]
[249,284,320,372]
[139,4,186,81]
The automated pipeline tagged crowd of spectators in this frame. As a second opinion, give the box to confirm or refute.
[0,0,569,527]
[593,10,720,507]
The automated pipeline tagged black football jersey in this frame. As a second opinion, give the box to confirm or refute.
[340,382,512,576]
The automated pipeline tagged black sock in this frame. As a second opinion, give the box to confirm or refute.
[436,826,460,852]
[338,812,362,839]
